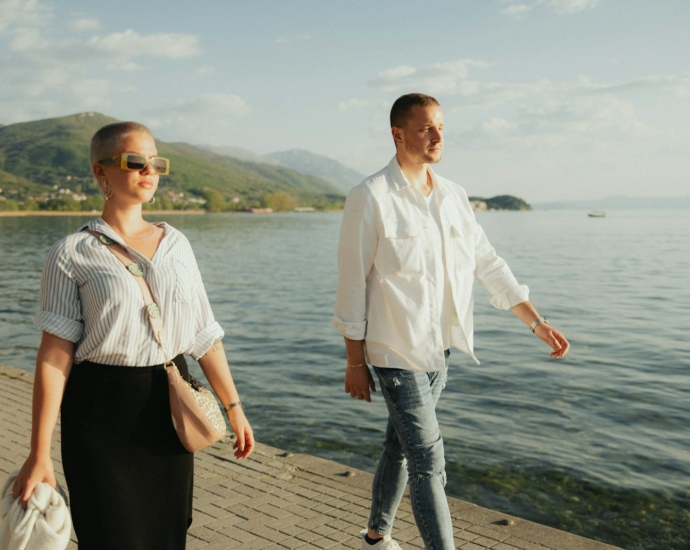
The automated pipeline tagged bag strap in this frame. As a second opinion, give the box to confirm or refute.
[86,230,172,365]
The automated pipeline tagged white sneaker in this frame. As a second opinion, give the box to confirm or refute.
[360,529,402,549]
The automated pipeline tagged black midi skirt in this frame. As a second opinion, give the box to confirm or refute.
[61,355,194,550]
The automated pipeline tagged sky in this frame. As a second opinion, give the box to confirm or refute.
[1,0,688,202]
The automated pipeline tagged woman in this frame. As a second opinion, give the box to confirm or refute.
[12,121,253,550]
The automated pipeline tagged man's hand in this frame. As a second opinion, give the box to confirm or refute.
[344,365,376,402]
[534,323,570,359]
[509,302,570,359]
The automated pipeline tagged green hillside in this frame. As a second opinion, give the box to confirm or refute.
[0,113,344,211]
[469,194,532,211]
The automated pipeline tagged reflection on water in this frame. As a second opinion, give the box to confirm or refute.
[1,211,689,549]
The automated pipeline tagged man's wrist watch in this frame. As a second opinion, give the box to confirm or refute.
[529,316,549,333]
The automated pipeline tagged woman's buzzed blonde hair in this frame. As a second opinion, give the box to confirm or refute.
[89,121,153,167]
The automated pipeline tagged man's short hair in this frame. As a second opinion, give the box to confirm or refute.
[89,121,153,166]
[390,93,440,129]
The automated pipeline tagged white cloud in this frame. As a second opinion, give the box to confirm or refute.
[194,66,216,77]
[481,117,518,135]
[577,73,690,97]
[3,29,201,71]
[370,58,553,109]
[0,0,50,32]
[452,92,656,159]
[370,59,491,94]
[544,0,599,14]
[67,17,99,31]
[499,0,600,18]
[8,25,49,51]
[369,59,690,153]
[143,94,251,145]
[0,1,203,124]
[155,94,250,117]
[500,4,534,18]
[338,98,371,111]
[87,30,200,60]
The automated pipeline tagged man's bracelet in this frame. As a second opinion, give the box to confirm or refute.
[347,362,367,368]
[224,401,242,412]
[529,316,549,333]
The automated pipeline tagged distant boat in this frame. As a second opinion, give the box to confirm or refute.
[250,208,273,214]
[588,211,606,218]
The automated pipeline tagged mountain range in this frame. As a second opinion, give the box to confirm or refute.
[203,146,366,194]
[1,112,541,212]
[0,113,347,209]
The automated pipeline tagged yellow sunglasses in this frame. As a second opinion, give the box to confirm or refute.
[99,153,170,176]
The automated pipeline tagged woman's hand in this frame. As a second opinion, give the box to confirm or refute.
[13,332,73,509]
[12,453,56,509]
[227,407,254,459]
[197,340,254,458]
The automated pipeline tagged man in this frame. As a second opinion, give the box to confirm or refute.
[332,93,569,550]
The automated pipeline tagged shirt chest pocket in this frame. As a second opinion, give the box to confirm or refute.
[170,258,193,303]
[377,219,422,275]
[449,222,477,270]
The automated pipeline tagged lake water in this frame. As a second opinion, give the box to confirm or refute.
[1,210,688,549]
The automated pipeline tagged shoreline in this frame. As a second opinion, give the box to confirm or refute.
[0,209,344,218]
[0,209,207,217]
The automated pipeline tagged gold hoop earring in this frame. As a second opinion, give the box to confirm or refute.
[99,179,113,200]
[148,197,156,205]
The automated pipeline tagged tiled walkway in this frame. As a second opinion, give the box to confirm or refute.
[0,364,621,549]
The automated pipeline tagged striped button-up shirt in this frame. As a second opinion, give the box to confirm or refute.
[34,218,224,366]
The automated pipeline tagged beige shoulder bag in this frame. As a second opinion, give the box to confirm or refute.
[88,230,227,452]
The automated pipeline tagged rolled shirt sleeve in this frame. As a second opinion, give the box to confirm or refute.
[33,238,83,342]
[188,254,225,360]
[332,184,378,341]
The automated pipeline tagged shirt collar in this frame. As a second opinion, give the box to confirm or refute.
[388,156,446,198]
[79,217,168,251]
[388,156,410,192]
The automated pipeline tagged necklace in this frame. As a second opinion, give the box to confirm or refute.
[121,223,155,241]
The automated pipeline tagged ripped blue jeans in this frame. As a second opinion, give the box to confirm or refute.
[369,352,453,550]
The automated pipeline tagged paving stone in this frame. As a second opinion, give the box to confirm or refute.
[294,529,322,543]
[472,535,502,548]
[278,525,305,537]
[265,513,304,530]
[220,526,258,543]
[500,538,550,550]
[187,526,228,544]
[324,530,353,544]
[247,525,291,543]
[205,514,243,531]
[277,536,309,549]
[311,536,340,549]
[468,524,513,542]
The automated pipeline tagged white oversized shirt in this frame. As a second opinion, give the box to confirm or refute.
[34,218,224,366]
[425,189,453,349]
[332,157,529,371]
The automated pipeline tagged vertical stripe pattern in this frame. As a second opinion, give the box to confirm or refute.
[34,218,224,366]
